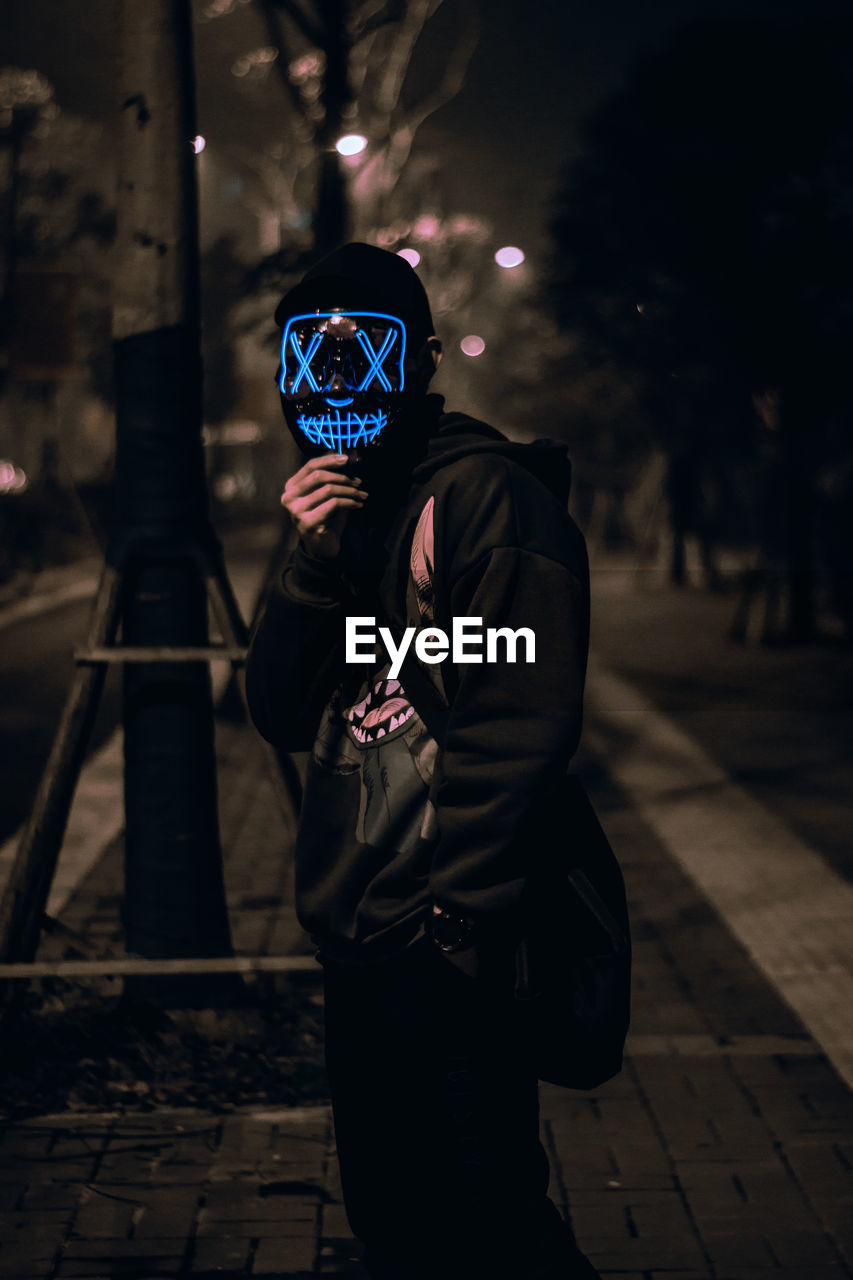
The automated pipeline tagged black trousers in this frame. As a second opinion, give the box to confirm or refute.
[323,935,599,1280]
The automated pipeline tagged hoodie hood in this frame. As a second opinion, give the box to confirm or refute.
[275,242,436,351]
[413,405,573,504]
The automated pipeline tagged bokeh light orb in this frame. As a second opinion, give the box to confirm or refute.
[460,335,486,357]
[397,248,421,267]
[193,135,206,154]
[495,245,525,268]
[336,133,368,157]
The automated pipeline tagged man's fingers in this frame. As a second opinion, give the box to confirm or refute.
[288,453,349,487]
[286,482,368,516]
[286,469,363,501]
[297,496,363,529]
[302,453,349,470]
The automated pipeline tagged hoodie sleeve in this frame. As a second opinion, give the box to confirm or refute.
[427,454,589,927]
[245,542,354,751]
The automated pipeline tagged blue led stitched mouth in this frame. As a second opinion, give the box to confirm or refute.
[296,408,387,451]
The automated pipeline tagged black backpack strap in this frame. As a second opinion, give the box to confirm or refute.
[395,645,449,746]
[373,601,449,746]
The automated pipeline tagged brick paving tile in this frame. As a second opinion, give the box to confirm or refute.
[783,1144,853,1198]
[131,1201,203,1239]
[188,1233,253,1272]
[0,1133,56,1167]
[56,1265,177,1279]
[17,1183,86,1211]
[318,1237,363,1274]
[253,1234,315,1273]
[637,1273,709,1279]
[60,1235,187,1260]
[764,1229,844,1268]
[0,1187,21,1212]
[709,1270,851,1280]
[319,1204,353,1242]
[197,1209,316,1236]
[832,1234,853,1271]
[70,1195,138,1240]
[0,1232,69,1267]
[587,1247,711,1271]
[0,1207,75,1232]
[0,1257,58,1279]
[4,1159,95,1187]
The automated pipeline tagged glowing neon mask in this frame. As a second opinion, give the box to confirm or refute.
[279,310,407,451]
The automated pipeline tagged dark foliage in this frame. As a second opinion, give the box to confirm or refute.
[550,18,853,410]
[548,19,853,618]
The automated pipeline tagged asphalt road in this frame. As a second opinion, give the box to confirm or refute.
[0,524,284,850]
[0,594,123,847]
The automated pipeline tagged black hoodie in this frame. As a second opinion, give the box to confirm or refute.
[246,405,590,962]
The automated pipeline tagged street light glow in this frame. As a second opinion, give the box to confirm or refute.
[461,335,486,357]
[336,133,367,157]
[194,135,206,154]
[397,248,421,267]
[495,245,525,268]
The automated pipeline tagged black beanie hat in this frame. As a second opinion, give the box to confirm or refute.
[274,242,436,353]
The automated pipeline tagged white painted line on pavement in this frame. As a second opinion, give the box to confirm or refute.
[0,729,124,920]
[586,658,853,1091]
[0,577,99,632]
[46,730,124,919]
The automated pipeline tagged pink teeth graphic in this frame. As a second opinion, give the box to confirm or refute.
[361,696,409,730]
[345,674,418,746]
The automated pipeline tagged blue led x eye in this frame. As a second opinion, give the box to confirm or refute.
[289,330,323,393]
[278,312,407,397]
[354,327,396,392]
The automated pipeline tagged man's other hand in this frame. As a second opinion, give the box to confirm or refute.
[281,454,367,560]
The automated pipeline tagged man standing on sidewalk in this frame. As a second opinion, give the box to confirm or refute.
[246,243,599,1280]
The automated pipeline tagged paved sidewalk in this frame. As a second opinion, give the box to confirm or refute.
[1,555,852,1279]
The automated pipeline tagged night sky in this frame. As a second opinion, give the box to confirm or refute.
[413,0,853,256]
[3,0,852,262]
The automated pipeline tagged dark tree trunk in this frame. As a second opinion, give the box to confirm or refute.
[113,0,234,1004]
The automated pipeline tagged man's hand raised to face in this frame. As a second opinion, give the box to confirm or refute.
[281,453,368,560]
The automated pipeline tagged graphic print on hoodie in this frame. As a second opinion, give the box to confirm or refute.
[310,495,440,857]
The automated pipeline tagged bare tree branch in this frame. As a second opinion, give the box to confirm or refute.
[256,0,308,116]
[266,0,324,46]
[351,0,407,42]
[242,0,479,269]
[349,0,478,224]
[370,0,435,120]
[403,0,477,132]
